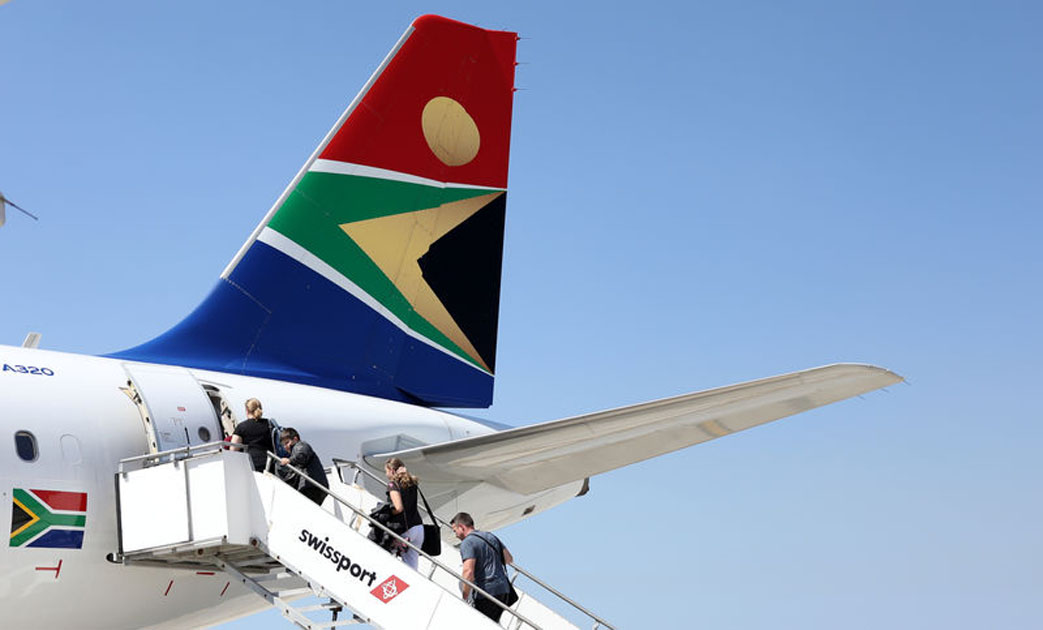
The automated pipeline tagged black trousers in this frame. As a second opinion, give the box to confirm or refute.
[301,483,328,505]
[473,591,511,622]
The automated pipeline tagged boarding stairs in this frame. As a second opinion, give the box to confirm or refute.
[115,444,614,630]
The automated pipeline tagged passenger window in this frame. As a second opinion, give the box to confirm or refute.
[14,431,38,462]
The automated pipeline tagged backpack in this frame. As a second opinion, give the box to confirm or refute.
[267,417,289,458]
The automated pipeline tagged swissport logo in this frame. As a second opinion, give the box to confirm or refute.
[10,489,87,548]
[370,575,409,603]
[298,528,378,587]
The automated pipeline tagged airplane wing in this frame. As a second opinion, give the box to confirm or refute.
[367,364,902,495]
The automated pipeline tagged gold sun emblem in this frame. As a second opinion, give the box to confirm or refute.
[421,97,480,167]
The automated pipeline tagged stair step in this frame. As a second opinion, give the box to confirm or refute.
[311,618,364,628]
[294,602,343,613]
[254,571,297,583]
[227,558,282,572]
[274,587,315,598]
[220,551,270,565]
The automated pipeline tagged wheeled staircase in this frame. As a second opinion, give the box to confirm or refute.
[115,444,612,630]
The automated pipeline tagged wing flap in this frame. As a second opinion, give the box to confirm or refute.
[369,363,902,495]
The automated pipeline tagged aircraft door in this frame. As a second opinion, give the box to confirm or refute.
[122,363,222,453]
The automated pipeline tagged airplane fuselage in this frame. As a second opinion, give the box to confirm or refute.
[0,344,511,629]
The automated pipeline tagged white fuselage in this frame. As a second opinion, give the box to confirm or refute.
[0,344,501,629]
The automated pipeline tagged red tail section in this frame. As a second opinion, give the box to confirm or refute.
[321,15,517,189]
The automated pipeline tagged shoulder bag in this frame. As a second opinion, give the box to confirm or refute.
[416,487,442,556]
[472,532,519,606]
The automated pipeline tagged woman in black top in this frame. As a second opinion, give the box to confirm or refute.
[385,457,424,569]
[230,398,276,472]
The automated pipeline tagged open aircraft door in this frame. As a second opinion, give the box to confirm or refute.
[122,363,223,453]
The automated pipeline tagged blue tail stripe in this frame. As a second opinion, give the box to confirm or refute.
[110,241,492,407]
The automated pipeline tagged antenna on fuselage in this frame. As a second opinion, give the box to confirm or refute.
[0,191,39,227]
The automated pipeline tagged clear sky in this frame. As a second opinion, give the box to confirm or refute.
[2,1,1041,629]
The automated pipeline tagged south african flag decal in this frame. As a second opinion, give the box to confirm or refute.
[10,489,87,549]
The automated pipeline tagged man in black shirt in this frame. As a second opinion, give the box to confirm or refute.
[278,428,329,504]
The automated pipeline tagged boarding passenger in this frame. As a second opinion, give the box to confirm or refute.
[450,512,515,623]
[384,457,425,570]
[278,428,329,505]
[229,398,276,472]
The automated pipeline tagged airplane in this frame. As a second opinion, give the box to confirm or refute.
[0,14,901,630]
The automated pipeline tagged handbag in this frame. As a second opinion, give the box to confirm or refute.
[472,532,519,606]
[417,487,442,556]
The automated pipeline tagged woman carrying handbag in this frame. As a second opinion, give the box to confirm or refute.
[384,457,425,569]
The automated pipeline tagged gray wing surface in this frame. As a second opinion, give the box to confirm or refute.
[369,363,902,495]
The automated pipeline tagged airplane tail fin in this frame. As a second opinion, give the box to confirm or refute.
[111,15,517,407]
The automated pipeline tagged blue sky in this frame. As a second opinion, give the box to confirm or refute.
[2,1,1041,628]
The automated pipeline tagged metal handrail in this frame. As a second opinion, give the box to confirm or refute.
[507,563,615,630]
[118,440,229,472]
[267,452,543,630]
[333,459,617,630]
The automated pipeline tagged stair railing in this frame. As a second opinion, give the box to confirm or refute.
[333,458,617,630]
[267,452,544,630]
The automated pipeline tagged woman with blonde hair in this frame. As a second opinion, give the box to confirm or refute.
[385,457,424,569]
[230,398,276,472]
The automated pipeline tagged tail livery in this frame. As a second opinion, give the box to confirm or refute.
[113,16,517,407]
